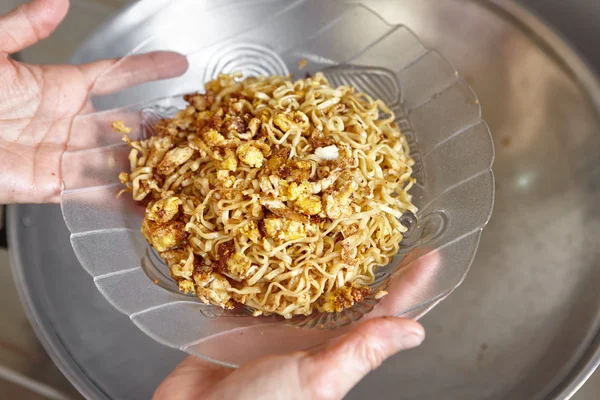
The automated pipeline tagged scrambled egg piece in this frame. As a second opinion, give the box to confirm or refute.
[253,141,271,157]
[112,120,132,134]
[203,129,227,146]
[216,170,235,188]
[240,221,261,244]
[251,202,263,219]
[196,110,213,125]
[142,220,188,252]
[266,179,322,216]
[178,280,195,294]
[336,181,357,204]
[324,195,342,219]
[157,146,194,175]
[147,136,174,167]
[224,252,254,281]
[146,196,182,224]
[295,194,322,215]
[264,147,289,174]
[260,198,310,223]
[285,159,312,183]
[320,284,371,313]
[295,292,310,308]
[273,111,310,133]
[258,175,276,196]
[118,172,129,185]
[194,272,233,309]
[216,149,238,172]
[285,182,310,201]
[185,93,208,111]
[188,137,209,157]
[263,147,312,182]
[237,143,264,168]
[223,115,247,133]
[324,181,358,219]
[292,159,311,170]
[264,218,312,241]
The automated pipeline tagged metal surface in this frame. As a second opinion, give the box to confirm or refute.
[8,0,600,399]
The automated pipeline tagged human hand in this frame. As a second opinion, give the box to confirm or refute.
[154,318,424,400]
[154,251,440,400]
[0,0,188,204]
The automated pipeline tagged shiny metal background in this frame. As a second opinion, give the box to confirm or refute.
[8,0,600,399]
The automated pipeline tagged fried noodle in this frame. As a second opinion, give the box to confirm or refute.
[118,72,417,319]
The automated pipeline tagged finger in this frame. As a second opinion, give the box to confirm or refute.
[369,249,442,319]
[0,0,69,54]
[153,356,231,400]
[78,51,189,96]
[300,317,424,399]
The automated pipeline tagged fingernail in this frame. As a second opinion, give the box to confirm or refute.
[400,332,425,349]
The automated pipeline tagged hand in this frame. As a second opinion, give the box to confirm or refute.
[155,251,439,400]
[0,0,188,204]
[154,318,424,400]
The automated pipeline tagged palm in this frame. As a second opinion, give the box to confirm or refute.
[1,58,90,202]
[155,319,422,400]
[0,0,186,203]
[155,251,439,400]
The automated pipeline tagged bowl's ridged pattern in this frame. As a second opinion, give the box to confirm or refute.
[60,0,494,366]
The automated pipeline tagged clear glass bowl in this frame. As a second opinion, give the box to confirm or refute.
[60,0,494,367]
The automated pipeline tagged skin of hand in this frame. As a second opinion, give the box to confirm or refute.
[1,2,429,399]
[0,0,188,204]
[154,318,424,400]
[154,251,440,400]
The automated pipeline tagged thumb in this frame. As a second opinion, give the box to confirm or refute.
[0,0,69,54]
[300,318,424,400]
